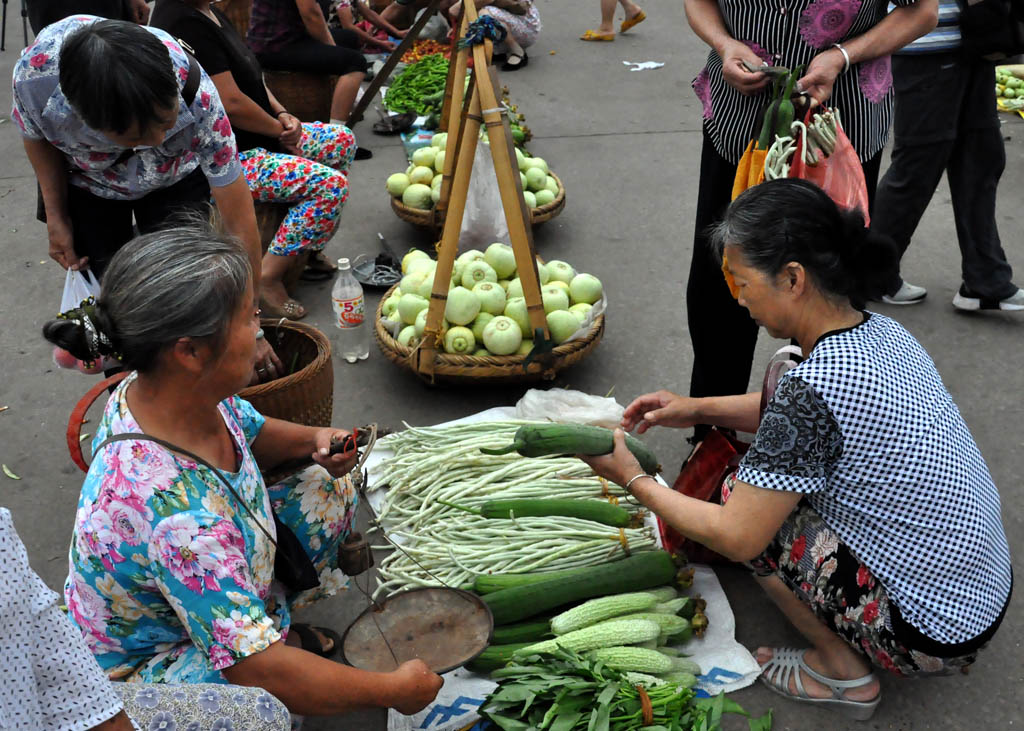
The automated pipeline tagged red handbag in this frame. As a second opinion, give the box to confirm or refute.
[657,346,802,563]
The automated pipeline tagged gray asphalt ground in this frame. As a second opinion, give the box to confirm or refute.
[1,1,1022,728]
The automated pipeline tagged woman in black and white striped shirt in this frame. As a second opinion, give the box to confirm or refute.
[683,0,938,435]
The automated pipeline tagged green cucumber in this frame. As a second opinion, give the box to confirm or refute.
[479,423,661,474]
[465,643,532,674]
[482,551,685,625]
[492,619,552,644]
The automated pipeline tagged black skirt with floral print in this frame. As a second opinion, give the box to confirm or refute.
[746,497,981,677]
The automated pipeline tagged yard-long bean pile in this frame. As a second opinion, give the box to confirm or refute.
[367,421,656,597]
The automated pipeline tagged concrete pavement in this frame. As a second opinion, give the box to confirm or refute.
[0,0,1021,727]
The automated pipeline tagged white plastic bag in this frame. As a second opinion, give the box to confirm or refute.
[459,142,509,251]
[60,268,101,313]
[514,388,624,428]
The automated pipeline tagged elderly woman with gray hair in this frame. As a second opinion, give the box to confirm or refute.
[42,225,443,720]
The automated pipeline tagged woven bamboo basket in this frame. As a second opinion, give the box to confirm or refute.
[239,319,333,426]
[373,283,603,384]
[264,71,338,123]
[390,172,566,231]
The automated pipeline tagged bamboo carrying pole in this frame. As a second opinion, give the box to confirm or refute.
[414,0,551,382]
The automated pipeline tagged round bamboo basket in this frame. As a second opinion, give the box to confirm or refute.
[239,319,334,426]
[390,172,566,231]
[373,283,603,384]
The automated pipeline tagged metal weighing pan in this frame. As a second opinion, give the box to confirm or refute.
[341,587,494,674]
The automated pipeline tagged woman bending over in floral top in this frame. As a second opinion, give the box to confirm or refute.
[42,224,443,719]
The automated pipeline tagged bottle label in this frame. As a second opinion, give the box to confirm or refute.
[333,295,365,328]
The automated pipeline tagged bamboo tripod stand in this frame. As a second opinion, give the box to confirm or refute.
[413,1,552,381]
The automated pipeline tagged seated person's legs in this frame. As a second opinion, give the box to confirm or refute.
[115,683,290,730]
[240,145,349,319]
[381,0,456,30]
[255,39,368,123]
[748,501,974,708]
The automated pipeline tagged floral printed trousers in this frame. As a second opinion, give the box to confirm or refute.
[124,466,358,685]
[239,123,356,257]
[115,683,290,730]
[747,498,979,677]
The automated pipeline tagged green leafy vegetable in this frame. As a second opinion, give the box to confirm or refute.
[480,647,771,731]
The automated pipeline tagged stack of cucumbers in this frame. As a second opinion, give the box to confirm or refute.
[469,550,708,688]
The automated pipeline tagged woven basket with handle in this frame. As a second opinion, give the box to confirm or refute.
[373,283,604,385]
[66,320,333,471]
[238,319,334,426]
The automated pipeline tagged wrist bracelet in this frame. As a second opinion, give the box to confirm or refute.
[276,111,289,118]
[623,473,649,494]
[255,328,265,340]
[831,43,851,73]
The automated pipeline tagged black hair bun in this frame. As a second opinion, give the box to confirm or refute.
[42,319,92,361]
[837,207,899,305]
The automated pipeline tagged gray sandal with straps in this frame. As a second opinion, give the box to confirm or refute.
[759,647,881,721]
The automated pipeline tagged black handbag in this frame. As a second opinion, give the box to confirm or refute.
[93,433,322,593]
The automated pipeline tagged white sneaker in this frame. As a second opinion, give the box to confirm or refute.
[881,281,927,305]
[952,285,1024,311]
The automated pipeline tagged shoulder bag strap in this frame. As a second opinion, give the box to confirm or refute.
[180,50,202,106]
[93,433,279,550]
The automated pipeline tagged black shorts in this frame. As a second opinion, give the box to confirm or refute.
[256,29,368,77]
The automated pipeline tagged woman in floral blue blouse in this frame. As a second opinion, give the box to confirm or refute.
[43,224,443,720]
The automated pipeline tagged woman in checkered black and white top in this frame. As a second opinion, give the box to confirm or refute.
[584,179,1012,722]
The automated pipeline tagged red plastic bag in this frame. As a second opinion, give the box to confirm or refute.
[657,428,747,565]
[789,108,870,225]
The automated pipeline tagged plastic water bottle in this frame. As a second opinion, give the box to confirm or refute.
[331,258,369,363]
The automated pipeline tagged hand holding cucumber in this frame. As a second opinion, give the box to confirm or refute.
[622,390,702,434]
[580,429,646,488]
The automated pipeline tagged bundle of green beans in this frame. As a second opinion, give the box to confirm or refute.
[367,421,655,598]
[384,54,451,115]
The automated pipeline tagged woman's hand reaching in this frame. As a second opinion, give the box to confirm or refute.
[622,390,702,434]
[312,428,360,478]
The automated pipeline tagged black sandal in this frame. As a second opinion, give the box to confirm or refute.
[300,252,338,281]
[501,52,528,71]
[354,147,373,160]
[289,623,342,658]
